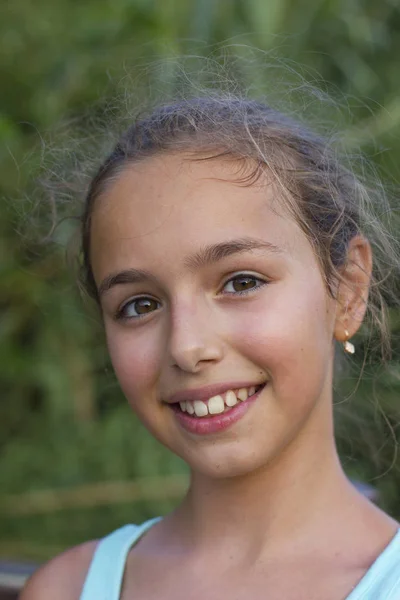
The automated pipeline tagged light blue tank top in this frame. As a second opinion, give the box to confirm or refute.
[79,519,400,599]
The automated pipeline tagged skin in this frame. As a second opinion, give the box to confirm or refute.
[21,153,398,600]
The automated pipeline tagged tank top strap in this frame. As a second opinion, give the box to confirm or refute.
[79,517,162,600]
[345,529,400,599]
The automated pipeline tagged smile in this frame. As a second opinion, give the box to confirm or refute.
[169,383,267,435]
[178,384,264,418]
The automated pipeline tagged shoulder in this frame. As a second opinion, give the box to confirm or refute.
[19,540,99,600]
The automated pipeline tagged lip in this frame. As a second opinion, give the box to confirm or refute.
[166,381,266,405]
[170,383,266,435]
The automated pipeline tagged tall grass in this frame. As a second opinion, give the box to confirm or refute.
[1,0,400,560]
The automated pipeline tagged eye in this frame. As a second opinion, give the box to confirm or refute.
[116,296,161,320]
[222,274,267,295]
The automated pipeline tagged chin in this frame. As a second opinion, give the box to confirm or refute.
[185,446,273,480]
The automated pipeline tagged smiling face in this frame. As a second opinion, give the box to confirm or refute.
[90,153,339,478]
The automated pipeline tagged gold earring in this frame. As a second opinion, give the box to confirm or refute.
[343,330,355,354]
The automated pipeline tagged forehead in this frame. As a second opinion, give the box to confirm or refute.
[90,153,309,278]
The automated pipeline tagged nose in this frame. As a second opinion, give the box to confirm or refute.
[168,300,224,373]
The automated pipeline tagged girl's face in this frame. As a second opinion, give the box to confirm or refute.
[91,154,338,478]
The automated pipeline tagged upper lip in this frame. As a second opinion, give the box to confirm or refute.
[165,381,266,405]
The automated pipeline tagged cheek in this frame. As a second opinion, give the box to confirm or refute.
[230,284,333,400]
[105,326,163,405]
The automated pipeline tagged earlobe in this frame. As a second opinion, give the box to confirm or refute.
[343,330,356,354]
[334,235,372,342]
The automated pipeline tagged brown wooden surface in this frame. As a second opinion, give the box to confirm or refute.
[0,588,18,600]
[0,561,37,599]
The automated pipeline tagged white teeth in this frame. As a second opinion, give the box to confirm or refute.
[237,388,248,402]
[186,402,195,415]
[208,395,225,414]
[193,401,208,417]
[178,385,263,417]
[225,390,238,407]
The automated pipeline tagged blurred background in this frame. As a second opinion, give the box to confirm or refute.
[1,0,400,568]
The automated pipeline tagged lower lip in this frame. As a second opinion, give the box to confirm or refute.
[170,385,266,435]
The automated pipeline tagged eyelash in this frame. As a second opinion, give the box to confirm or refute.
[115,273,267,321]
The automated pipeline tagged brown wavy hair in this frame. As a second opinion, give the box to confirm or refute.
[80,94,399,360]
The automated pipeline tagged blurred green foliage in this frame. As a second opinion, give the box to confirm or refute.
[1,0,400,560]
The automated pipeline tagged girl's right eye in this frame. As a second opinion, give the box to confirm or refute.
[116,297,161,320]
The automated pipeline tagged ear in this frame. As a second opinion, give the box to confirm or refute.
[334,235,372,342]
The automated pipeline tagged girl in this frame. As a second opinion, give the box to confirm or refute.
[22,96,400,599]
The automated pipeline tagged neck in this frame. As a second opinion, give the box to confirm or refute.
[168,398,358,560]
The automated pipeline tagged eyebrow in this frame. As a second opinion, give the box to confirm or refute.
[183,237,284,270]
[98,237,284,297]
